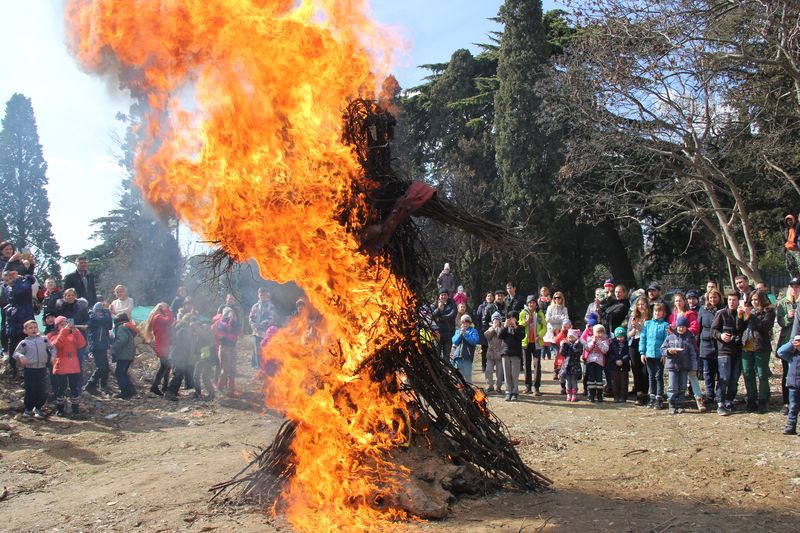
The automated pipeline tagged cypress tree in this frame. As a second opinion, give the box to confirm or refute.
[0,93,61,277]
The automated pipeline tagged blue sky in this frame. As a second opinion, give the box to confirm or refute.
[0,0,557,258]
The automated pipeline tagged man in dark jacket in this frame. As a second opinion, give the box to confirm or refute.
[646,282,671,317]
[711,293,746,415]
[504,282,524,315]
[63,257,97,307]
[432,288,456,361]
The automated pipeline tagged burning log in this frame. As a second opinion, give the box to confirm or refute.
[210,100,551,517]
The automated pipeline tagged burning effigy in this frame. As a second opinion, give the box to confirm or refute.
[65,1,549,530]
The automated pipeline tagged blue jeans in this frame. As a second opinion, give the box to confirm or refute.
[788,387,800,429]
[646,358,664,399]
[668,369,688,407]
[454,358,474,384]
[717,355,742,407]
[702,358,718,401]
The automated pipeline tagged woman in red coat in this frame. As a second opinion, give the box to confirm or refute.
[142,303,174,395]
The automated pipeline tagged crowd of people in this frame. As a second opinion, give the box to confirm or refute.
[1,243,281,419]
[428,262,800,435]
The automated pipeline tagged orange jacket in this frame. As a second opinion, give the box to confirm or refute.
[48,327,87,375]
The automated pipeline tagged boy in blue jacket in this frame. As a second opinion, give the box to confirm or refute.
[451,314,480,384]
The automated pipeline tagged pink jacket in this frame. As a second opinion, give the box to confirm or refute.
[584,336,609,367]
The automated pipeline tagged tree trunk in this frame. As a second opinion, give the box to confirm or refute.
[597,220,637,288]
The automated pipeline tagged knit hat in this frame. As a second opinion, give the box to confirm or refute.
[791,277,800,287]
[526,295,537,304]
[676,315,689,328]
[93,302,104,313]
[614,327,626,338]
[438,287,450,295]
[509,310,519,320]
[562,318,572,327]
[587,312,599,327]
[491,312,502,322]
[685,290,699,299]
[54,316,68,327]
[460,314,472,323]
[647,282,662,292]
[603,278,614,288]
[494,289,506,296]
[568,329,581,339]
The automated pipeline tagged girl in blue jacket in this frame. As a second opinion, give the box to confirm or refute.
[639,302,670,409]
[451,314,480,385]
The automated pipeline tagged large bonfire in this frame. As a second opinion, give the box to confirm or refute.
[65,1,549,531]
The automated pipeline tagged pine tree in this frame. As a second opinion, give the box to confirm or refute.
[0,93,61,277]
[493,0,555,224]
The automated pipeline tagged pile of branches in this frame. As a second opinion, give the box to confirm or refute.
[210,99,550,512]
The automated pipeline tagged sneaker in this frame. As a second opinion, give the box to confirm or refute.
[676,407,685,414]
[511,394,518,401]
[534,389,542,397]
[783,426,797,435]
[164,391,179,402]
[655,399,665,410]
[781,404,789,416]
[22,409,32,418]
[668,406,676,415]
[33,407,46,419]
[504,394,512,402]
[717,406,730,416]
[524,387,533,394]
[149,385,164,397]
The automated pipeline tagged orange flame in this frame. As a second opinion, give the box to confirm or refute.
[65,1,413,530]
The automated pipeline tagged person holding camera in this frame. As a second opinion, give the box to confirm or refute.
[711,293,747,415]
[499,311,524,402]
[48,316,87,417]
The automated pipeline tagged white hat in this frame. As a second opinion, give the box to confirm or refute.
[460,314,472,323]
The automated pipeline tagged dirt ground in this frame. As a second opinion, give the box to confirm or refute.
[1,346,799,533]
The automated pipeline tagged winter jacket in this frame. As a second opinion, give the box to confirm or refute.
[660,331,698,372]
[48,327,87,375]
[559,340,583,378]
[584,336,609,366]
[110,297,134,319]
[543,304,569,344]
[668,309,700,338]
[3,274,36,338]
[432,300,456,339]
[606,339,630,371]
[697,306,719,360]
[711,308,746,358]
[601,297,629,332]
[169,321,195,368]
[777,298,798,347]
[2,259,34,276]
[150,308,174,358]
[498,325,524,358]
[88,308,113,352]
[519,308,547,349]
[777,341,800,388]
[55,298,90,326]
[13,335,54,369]
[452,292,468,307]
[504,294,524,314]
[742,307,775,353]
[111,321,138,362]
[41,289,62,318]
[249,300,275,338]
[483,326,504,361]
[62,270,97,306]
[214,315,239,347]
[437,271,456,296]
[639,318,670,359]
[451,325,479,362]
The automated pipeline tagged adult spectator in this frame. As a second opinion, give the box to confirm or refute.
[476,291,494,372]
[248,287,275,369]
[735,275,754,308]
[2,248,35,276]
[2,270,36,379]
[432,289,456,361]
[41,278,62,319]
[170,286,187,316]
[741,289,775,413]
[543,291,569,360]
[505,282,524,315]
[585,288,603,323]
[109,284,134,319]
[645,282,670,317]
[686,290,701,313]
[777,278,800,415]
[437,263,456,296]
[712,293,746,415]
[0,241,14,272]
[755,281,777,305]
[63,257,97,307]
[698,289,722,409]
[603,284,630,333]
[520,296,546,395]
[784,213,800,277]
[627,296,650,406]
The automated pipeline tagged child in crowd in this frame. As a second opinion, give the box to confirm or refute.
[214,307,240,395]
[499,311,524,402]
[640,303,670,409]
[142,303,174,396]
[580,313,599,396]
[193,322,218,401]
[483,312,505,394]
[13,320,55,418]
[552,318,572,395]
[583,324,609,402]
[110,313,138,399]
[84,302,113,396]
[48,316,87,417]
[777,335,800,434]
[559,329,583,402]
[608,327,630,402]
[451,314,479,384]
[661,315,699,415]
